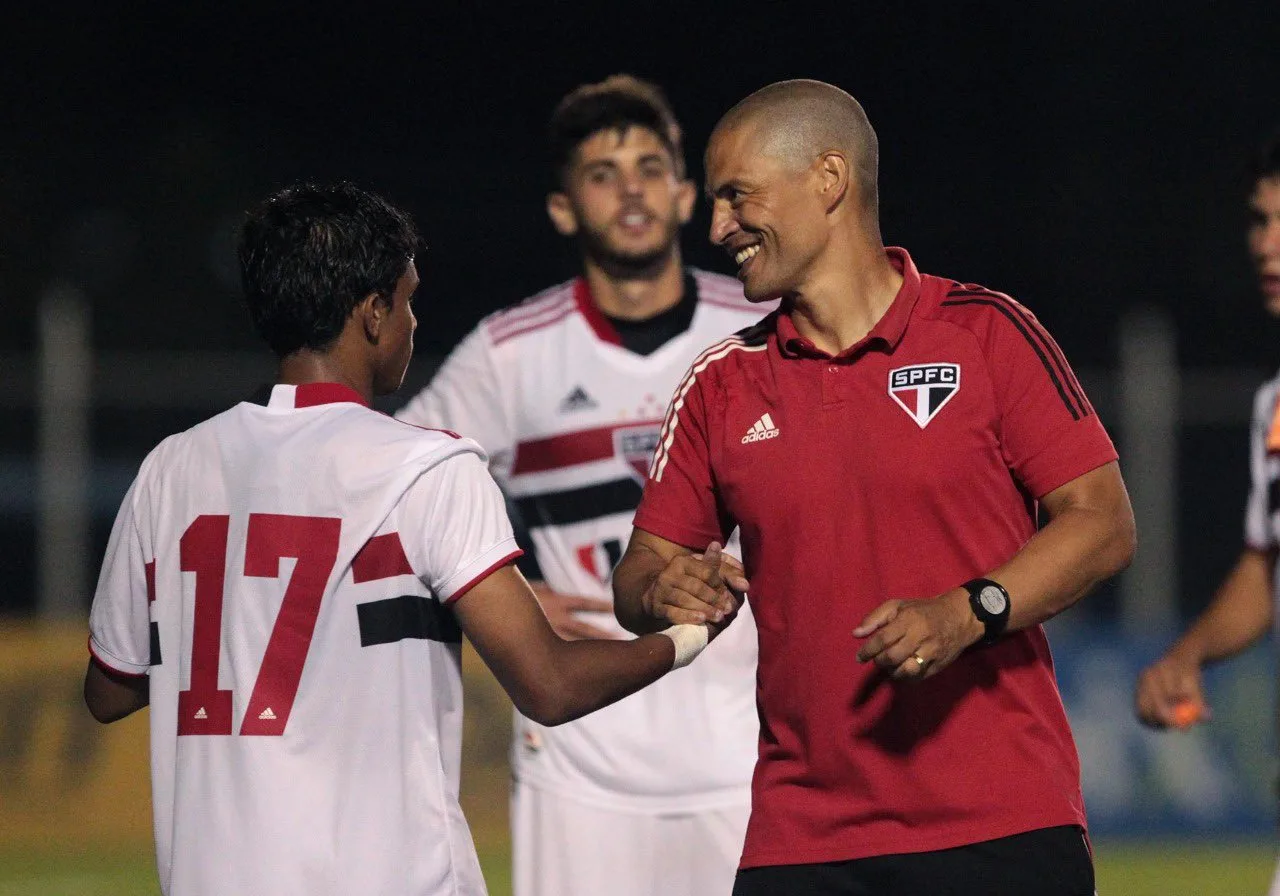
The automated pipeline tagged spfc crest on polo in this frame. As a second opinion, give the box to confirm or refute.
[614,424,661,484]
[888,363,960,428]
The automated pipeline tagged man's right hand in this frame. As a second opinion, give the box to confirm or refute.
[639,541,748,628]
[1134,648,1210,729]
[530,582,622,641]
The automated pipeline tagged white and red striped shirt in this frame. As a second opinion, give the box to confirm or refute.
[90,383,519,896]
[397,270,768,813]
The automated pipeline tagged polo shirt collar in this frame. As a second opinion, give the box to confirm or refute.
[777,246,921,360]
[250,383,370,409]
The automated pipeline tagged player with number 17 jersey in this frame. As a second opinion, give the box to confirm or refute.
[87,182,722,896]
[90,383,517,895]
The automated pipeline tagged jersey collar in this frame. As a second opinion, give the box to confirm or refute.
[777,246,921,360]
[573,278,625,346]
[250,383,370,409]
[571,273,702,352]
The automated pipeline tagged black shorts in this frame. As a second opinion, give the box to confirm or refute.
[732,825,1094,896]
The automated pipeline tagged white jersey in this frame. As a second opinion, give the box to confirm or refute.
[89,383,520,896]
[1245,371,1280,591]
[397,270,765,813]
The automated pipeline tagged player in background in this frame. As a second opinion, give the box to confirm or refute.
[83,182,729,896]
[396,76,764,896]
[1135,136,1280,889]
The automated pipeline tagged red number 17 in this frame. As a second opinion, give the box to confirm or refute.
[176,513,341,737]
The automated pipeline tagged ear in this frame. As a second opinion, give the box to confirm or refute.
[817,151,850,213]
[358,291,386,344]
[546,192,580,237]
[675,177,697,226]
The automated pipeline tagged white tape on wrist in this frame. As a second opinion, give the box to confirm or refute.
[658,624,710,670]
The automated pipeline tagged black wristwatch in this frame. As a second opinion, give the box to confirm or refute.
[963,578,1010,645]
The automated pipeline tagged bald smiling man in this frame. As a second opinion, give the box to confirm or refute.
[614,80,1135,895]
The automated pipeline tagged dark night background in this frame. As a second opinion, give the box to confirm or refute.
[2,3,1279,614]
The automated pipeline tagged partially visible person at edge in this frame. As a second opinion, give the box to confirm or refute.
[613,79,1136,896]
[1135,136,1280,895]
[83,182,723,896]
[396,75,763,896]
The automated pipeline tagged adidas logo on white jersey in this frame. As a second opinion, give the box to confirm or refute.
[258,707,277,721]
[559,385,598,413]
[194,707,208,720]
[741,413,780,444]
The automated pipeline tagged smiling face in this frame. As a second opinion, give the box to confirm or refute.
[548,126,694,270]
[704,124,829,302]
[1248,176,1280,315]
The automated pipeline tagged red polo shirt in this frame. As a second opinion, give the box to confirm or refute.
[635,247,1117,868]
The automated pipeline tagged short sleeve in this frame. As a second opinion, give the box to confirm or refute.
[399,452,522,603]
[88,477,153,676]
[633,366,727,550]
[395,324,515,475]
[1243,379,1278,550]
[985,302,1118,498]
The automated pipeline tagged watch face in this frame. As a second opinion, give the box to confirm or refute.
[978,585,1008,615]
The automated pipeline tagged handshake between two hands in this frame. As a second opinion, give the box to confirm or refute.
[641,541,749,639]
[527,542,749,643]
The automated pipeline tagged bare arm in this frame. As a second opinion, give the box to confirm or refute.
[856,461,1136,678]
[1134,547,1274,728]
[453,564,687,726]
[1166,548,1276,664]
[986,460,1137,630]
[83,660,150,723]
[613,530,748,635]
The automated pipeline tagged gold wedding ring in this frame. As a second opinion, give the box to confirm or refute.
[910,653,926,668]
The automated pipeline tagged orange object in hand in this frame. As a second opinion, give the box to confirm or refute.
[1171,700,1202,729]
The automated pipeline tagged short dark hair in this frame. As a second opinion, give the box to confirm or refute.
[548,74,685,187]
[238,182,419,357]
[1249,134,1280,185]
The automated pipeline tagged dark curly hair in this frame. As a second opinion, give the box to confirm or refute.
[548,74,685,188]
[238,182,419,357]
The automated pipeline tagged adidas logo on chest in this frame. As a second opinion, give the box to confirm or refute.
[558,385,598,413]
[741,413,780,444]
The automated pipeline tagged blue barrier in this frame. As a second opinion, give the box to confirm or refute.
[1051,625,1276,836]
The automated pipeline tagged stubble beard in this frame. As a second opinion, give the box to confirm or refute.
[579,215,681,279]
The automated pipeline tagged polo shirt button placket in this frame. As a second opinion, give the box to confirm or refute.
[822,361,840,407]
